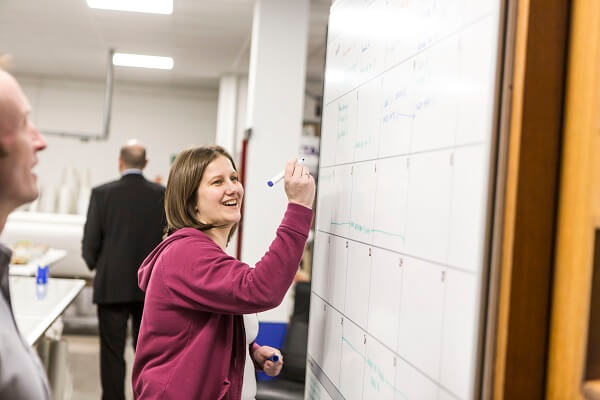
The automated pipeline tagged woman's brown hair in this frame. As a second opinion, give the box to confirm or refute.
[165,146,239,242]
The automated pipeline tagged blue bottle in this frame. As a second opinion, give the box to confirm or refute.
[36,265,48,300]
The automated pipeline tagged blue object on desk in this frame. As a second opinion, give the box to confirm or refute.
[36,265,49,300]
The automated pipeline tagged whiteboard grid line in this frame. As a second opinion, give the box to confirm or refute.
[338,210,353,389]
[338,139,358,394]
[362,138,381,397]
[317,229,479,275]
[319,140,486,169]
[437,262,451,395]
[310,291,463,400]
[324,10,497,107]
[361,229,374,400]
[436,90,461,391]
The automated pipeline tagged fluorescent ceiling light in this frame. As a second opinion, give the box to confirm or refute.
[112,53,174,70]
[87,0,173,15]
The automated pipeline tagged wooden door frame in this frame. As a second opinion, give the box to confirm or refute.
[546,2,600,398]
[491,0,570,398]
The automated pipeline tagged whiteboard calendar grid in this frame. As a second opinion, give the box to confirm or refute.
[308,292,462,400]
[307,0,505,399]
[317,229,476,275]
[323,10,497,108]
[319,141,485,172]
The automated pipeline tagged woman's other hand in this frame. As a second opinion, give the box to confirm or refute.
[252,345,283,377]
[284,158,316,209]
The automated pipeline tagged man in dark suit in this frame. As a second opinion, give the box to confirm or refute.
[82,140,165,400]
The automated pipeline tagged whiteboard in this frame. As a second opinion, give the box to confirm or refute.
[306,1,505,399]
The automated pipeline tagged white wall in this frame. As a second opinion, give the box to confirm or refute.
[18,75,218,195]
[242,0,310,322]
[215,75,239,156]
[225,75,320,168]
[224,75,321,258]
[234,76,249,164]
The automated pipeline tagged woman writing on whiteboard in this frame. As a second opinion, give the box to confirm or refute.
[131,146,315,400]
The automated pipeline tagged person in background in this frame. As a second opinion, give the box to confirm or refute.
[82,140,166,400]
[0,68,50,398]
[132,146,315,399]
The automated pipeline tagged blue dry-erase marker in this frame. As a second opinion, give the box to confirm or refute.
[267,157,305,187]
[269,354,279,362]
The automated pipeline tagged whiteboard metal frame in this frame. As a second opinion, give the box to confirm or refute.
[477,0,518,398]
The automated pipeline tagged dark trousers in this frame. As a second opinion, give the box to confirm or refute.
[97,302,144,400]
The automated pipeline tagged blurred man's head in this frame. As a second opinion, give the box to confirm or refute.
[0,70,47,215]
[119,139,147,172]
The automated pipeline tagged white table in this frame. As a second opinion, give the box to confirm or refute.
[9,248,67,276]
[10,276,85,345]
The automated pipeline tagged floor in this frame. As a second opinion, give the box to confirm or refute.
[62,334,134,400]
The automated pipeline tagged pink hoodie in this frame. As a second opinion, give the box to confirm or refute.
[132,203,313,400]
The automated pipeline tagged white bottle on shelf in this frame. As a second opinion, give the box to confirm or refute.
[77,168,91,216]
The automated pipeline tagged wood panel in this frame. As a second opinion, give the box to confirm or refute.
[585,232,600,380]
[546,1,600,398]
[493,0,569,398]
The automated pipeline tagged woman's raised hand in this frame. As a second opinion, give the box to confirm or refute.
[284,158,316,209]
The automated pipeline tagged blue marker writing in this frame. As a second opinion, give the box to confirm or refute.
[267,157,305,187]
[269,354,280,362]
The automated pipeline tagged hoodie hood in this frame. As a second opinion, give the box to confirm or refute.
[138,228,207,291]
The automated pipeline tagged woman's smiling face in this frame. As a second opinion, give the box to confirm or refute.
[195,155,244,227]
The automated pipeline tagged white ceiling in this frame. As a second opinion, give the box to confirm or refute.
[0,0,331,89]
